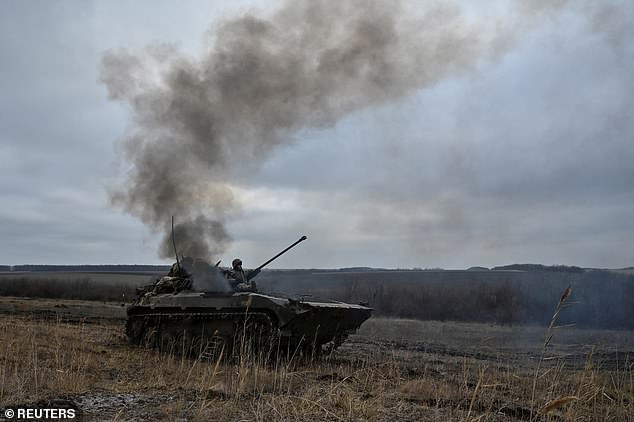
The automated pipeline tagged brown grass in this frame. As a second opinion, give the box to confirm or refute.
[0,311,631,421]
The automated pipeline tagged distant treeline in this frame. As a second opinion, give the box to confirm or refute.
[1,263,616,274]
[4,264,170,273]
[491,264,585,273]
[0,276,136,301]
[260,268,634,330]
[1,266,633,330]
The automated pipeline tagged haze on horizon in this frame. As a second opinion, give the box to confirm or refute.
[1,0,633,270]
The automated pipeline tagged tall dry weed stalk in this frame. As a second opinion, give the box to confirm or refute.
[530,284,573,421]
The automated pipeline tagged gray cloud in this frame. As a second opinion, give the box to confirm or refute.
[239,5,634,268]
[99,0,495,261]
[1,0,632,268]
[103,0,593,262]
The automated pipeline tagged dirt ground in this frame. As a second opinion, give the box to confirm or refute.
[0,296,632,421]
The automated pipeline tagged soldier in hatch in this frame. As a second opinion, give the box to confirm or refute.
[155,256,193,292]
[168,256,193,278]
[223,258,260,292]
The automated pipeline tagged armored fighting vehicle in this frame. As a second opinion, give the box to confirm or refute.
[126,236,372,358]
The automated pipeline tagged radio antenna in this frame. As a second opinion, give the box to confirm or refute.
[171,216,181,268]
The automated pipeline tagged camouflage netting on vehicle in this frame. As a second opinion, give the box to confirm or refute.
[136,261,194,298]
[149,275,192,295]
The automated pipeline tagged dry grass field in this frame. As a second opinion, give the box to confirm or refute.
[0,297,632,421]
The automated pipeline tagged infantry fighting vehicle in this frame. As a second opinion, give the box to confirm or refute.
[126,236,372,358]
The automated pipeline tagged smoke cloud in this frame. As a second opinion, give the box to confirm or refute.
[100,0,571,261]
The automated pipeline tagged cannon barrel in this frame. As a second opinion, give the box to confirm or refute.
[255,236,307,271]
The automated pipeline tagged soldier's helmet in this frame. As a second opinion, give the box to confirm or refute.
[232,258,242,270]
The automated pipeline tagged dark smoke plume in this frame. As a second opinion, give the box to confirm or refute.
[100,0,566,261]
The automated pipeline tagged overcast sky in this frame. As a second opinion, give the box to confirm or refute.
[1,0,633,269]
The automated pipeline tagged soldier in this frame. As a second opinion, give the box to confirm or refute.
[224,258,260,292]
[157,256,193,292]
[168,256,193,278]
